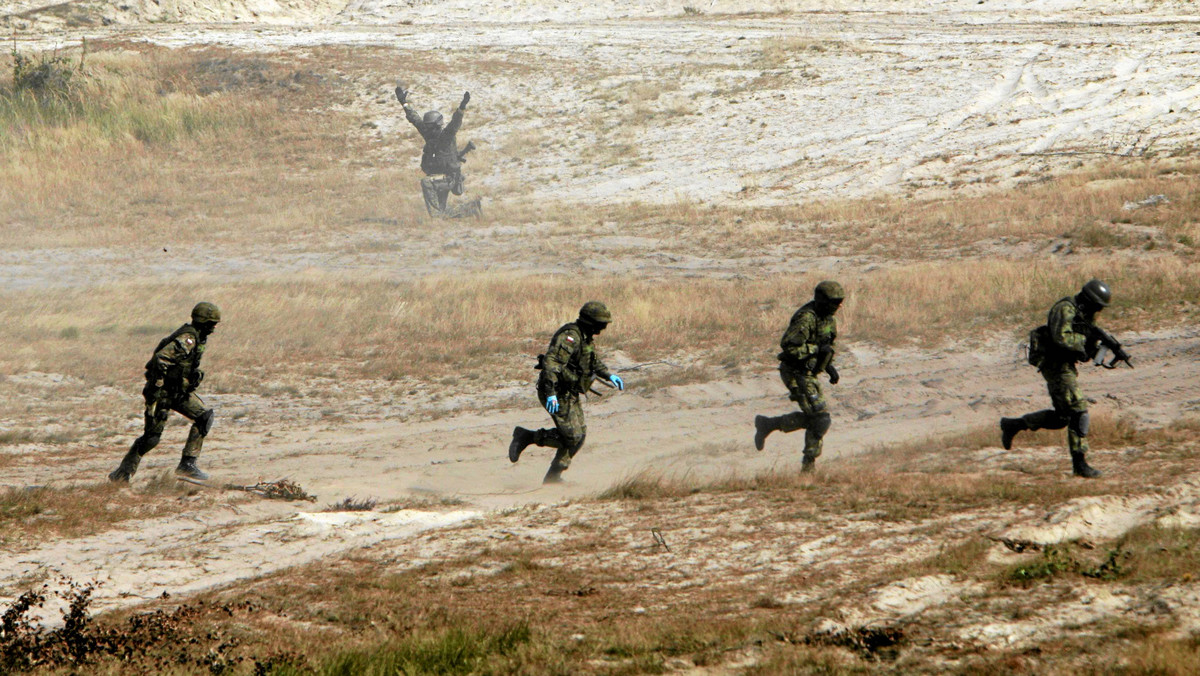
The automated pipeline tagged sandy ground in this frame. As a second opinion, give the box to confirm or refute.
[1,326,1197,619]
[10,4,1200,207]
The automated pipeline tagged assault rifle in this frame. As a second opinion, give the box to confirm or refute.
[1091,326,1133,369]
[458,140,476,163]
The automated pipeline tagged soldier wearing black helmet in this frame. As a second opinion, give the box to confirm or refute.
[508,301,625,484]
[395,84,480,218]
[754,281,845,472]
[109,302,221,483]
[1000,279,1118,478]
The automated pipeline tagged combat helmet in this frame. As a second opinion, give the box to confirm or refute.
[814,281,845,303]
[579,301,612,325]
[191,302,221,325]
[423,111,444,127]
[1079,279,1111,308]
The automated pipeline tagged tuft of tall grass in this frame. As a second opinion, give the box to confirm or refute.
[0,46,276,219]
[271,623,532,676]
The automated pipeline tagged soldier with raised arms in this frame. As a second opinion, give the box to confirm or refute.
[109,302,221,482]
[395,84,480,218]
[754,281,845,472]
[508,301,625,484]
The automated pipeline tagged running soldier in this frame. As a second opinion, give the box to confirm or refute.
[395,84,481,218]
[754,281,845,472]
[507,301,625,484]
[1000,279,1132,478]
[108,302,221,482]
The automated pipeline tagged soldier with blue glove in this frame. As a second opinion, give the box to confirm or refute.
[508,301,624,484]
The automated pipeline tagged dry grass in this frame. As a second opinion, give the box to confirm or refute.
[0,254,1193,399]
[0,472,229,544]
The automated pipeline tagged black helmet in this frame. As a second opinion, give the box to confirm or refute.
[423,111,443,126]
[579,301,612,325]
[814,281,845,303]
[1080,279,1112,308]
[191,302,221,325]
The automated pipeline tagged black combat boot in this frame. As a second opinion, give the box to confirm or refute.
[175,455,209,481]
[543,451,568,484]
[801,454,816,473]
[1000,417,1026,450]
[509,427,535,463]
[754,415,777,451]
[108,447,142,483]
[1070,451,1102,478]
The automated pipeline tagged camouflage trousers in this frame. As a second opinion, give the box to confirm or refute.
[1019,363,1089,455]
[420,172,470,217]
[772,360,831,459]
[130,387,214,459]
[528,391,587,474]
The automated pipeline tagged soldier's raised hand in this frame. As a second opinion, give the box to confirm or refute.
[459,91,471,110]
[395,85,409,105]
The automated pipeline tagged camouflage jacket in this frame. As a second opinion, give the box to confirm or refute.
[144,324,206,392]
[538,322,611,397]
[778,301,837,371]
[403,105,464,176]
[1045,296,1097,365]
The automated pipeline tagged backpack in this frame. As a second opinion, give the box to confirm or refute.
[1027,325,1050,368]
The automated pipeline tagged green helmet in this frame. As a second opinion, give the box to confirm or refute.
[579,300,612,325]
[814,281,845,303]
[1080,279,1111,308]
[191,302,221,325]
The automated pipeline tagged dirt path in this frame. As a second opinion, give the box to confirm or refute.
[2,327,1195,617]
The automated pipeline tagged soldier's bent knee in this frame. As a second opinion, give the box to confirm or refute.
[139,434,162,453]
[196,409,215,437]
[1069,411,1089,438]
[809,412,832,437]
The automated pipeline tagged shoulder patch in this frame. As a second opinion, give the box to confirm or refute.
[177,335,196,350]
[565,335,575,343]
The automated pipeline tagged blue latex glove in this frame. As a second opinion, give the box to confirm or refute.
[545,395,559,414]
[609,374,624,391]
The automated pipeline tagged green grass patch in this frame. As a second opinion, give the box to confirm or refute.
[272,623,532,676]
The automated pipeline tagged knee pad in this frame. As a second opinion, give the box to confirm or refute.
[196,409,215,437]
[1069,410,1089,438]
[809,412,832,437]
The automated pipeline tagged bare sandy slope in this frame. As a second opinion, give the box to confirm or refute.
[6,0,1196,27]
[1,327,1196,618]
[12,9,1200,207]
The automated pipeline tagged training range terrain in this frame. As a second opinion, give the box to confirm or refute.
[2,0,1200,672]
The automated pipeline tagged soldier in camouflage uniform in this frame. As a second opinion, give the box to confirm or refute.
[507,301,626,484]
[108,302,221,482]
[1000,279,1115,478]
[754,281,844,472]
[395,84,481,218]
